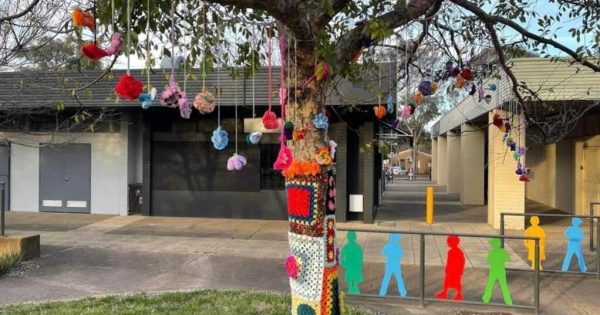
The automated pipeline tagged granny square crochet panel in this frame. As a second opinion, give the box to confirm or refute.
[287,175,326,236]
[288,232,326,301]
[324,216,336,268]
[321,267,341,315]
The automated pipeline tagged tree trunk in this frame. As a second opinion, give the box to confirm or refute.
[284,59,341,315]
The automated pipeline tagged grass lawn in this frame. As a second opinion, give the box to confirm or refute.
[0,290,374,315]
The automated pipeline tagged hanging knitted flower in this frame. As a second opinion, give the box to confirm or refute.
[193,88,216,114]
[139,87,157,109]
[418,80,433,96]
[81,43,108,60]
[274,145,293,171]
[432,82,439,94]
[450,67,461,77]
[488,83,497,91]
[386,95,395,114]
[104,33,123,56]
[262,110,279,129]
[460,68,473,81]
[401,105,412,119]
[211,127,229,150]
[114,75,144,100]
[284,255,301,279]
[455,75,466,89]
[329,140,338,160]
[519,175,530,182]
[492,114,503,128]
[160,78,186,108]
[504,121,511,133]
[72,7,95,30]
[293,129,306,141]
[179,100,192,119]
[513,151,521,161]
[313,113,329,129]
[315,147,333,166]
[227,154,247,171]
[284,121,294,140]
[414,91,423,104]
[246,132,262,144]
[374,105,387,119]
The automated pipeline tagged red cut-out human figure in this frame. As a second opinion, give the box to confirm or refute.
[436,235,466,301]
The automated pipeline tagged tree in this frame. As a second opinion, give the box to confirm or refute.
[17,36,102,71]
[8,0,598,313]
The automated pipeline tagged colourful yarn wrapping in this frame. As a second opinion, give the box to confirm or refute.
[211,127,228,150]
[282,161,320,179]
[194,88,216,114]
[246,132,262,144]
[160,78,187,108]
[313,113,329,129]
[285,255,301,279]
[114,75,144,100]
[227,154,247,171]
[139,88,157,109]
[274,145,293,171]
[262,110,279,129]
[418,80,433,96]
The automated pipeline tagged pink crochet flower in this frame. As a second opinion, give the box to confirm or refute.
[273,145,293,171]
[262,110,279,129]
[160,78,187,108]
[285,255,300,279]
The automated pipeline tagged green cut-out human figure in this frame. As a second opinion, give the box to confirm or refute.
[340,231,364,294]
[523,216,546,270]
[482,238,513,305]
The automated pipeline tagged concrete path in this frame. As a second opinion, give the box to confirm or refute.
[1,212,599,314]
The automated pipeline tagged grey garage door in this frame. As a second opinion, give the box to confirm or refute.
[0,145,9,211]
[40,144,91,213]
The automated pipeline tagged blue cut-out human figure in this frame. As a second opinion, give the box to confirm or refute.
[561,217,588,272]
[378,233,407,297]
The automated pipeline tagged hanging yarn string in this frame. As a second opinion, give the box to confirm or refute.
[80,1,123,61]
[114,0,143,101]
[139,0,156,109]
[160,0,188,111]
[262,27,279,130]
[193,3,216,114]
[373,64,387,119]
[228,70,247,171]
[211,27,228,151]
[246,25,262,145]
[273,25,292,171]
[179,39,192,119]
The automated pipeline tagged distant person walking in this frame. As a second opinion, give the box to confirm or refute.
[523,216,546,270]
[561,217,588,272]
[378,233,407,297]
[482,238,513,305]
[340,231,364,294]
[436,236,466,301]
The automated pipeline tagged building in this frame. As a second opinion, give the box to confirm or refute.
[0,65,395,223]
[431,57,600,229]
[389,149,431,174]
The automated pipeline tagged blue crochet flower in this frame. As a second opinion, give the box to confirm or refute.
[386,95,395,114]
[246,132,262,144]
[211,127,229,150]
[138,87,156,109]
[313,113,329,129]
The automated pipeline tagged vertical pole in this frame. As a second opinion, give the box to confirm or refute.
[590,203,594,252]
[534,238,540,315]
[597,220,599,280]
[500,214,505,248]
[426,187,434,225]
[420,234,425,306]
[0,182,4,237]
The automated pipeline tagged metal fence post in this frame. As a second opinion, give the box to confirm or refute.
[420,233,425,307]
[0,182,4,237]
[500,214,505,248]
[590,203,594,252]
[534,238,540,315]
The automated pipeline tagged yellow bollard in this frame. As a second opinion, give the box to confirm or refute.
[426,186,434,224]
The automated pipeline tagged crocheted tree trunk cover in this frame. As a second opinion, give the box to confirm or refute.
[285,78,341,315]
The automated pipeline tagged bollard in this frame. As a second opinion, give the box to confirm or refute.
[426,186,434,225]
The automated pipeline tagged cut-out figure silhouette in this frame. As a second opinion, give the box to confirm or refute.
[340,231,364,294]
[482,238,513,305]
[378,233,407,297]
[436,235,465,301]
[561,217,588,272]
[523,216,546,270]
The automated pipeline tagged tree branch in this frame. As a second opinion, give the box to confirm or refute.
[0,0,41,23]
[451,0,600,72]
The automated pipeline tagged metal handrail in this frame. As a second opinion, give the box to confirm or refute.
[499,212,600,280]
[337,226,541,314]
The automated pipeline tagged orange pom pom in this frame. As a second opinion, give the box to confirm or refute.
[414,91,423,104]
[72,8,95,30]
[374,105,387,119]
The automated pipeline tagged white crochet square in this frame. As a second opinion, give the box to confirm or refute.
[289,232,325,301]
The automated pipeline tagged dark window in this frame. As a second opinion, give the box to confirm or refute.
[260,143,285,190]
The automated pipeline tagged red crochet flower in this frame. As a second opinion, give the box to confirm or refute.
[81,43,108,61]
[460,68,473,81]
[285,255,300,279]
[114,75,144,101]
[262,110,279,129]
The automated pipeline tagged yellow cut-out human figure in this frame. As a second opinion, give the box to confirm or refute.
[523,216,546,270]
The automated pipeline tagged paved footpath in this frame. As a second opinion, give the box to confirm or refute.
[0,212,598,314]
